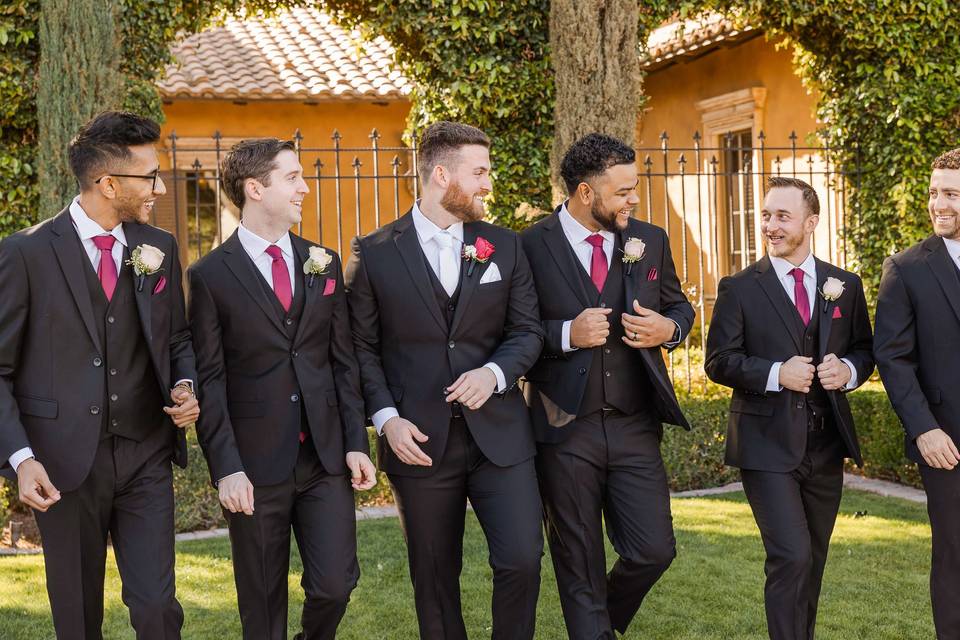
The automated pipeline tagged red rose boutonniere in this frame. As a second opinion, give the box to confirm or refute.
[462,236,495,277]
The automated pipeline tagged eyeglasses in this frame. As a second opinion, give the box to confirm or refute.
[95,170,161,191]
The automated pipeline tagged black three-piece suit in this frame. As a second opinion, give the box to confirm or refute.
[705,255,874,640]
[521,207,695,639]
[875,235,960,640]
[188,230,368,640]
[0,207,195,639]
[345,210,544,640]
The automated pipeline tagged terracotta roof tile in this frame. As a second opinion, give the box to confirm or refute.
[643,13,758,71]
[159,7,411,101]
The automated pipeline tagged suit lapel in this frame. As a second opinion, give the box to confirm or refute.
[221,231,287,335]
[756,256,804,352]
[541,210,592,308]
[449,222,488,336]
[122,221,155,345]
[291,234,320,346]
[49,209,103,354]
[924,236,960,326]
[815,258,836,360]
[393,213,447,332]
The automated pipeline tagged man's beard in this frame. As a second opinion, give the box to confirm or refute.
[931,212,960,240]
[765,230,804,257]
[115,194,149,224]
[590,196,627,233]
[441,180,485,222]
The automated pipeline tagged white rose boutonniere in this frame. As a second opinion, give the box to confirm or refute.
[126,244,165,291]
[819,276,845,311]
[303,246,334,287]
[620,237,646,275]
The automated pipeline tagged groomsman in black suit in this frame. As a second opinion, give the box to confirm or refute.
[875,148,960,640]
[0,111,199,639]
[706,176,874,640]
[188,139,376,640]
[344,121,544,639]
[521,133,694,639]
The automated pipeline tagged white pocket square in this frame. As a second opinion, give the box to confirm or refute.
[479,262,502,284]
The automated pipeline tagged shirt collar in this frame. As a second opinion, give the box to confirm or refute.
[69,196,127,247]
[942,237,960,264]
[770,252,817,281]
[237,222,293,260]
[558,201,615,245]
[412,200,464,245]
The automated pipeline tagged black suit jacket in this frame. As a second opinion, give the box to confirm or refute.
[520,208,695,440]
[344,211,543,477]
[0,208,196,491]
[705,256,874,471]
[187,231,368,486]
[875,235,960,465]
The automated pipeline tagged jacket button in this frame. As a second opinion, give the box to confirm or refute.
[796,401,805,409]
[111,419,118,427]
[93,357,103,367]
[107,316,115,324]
[291,394,299,402]
[448,341,456,349]
[291,350,298,357]
[285,318,293,326]
[578,367,586,375]
[110,368,117,376]
[604,348,611,354]
[90,406,100,415]
[110,394,118,402]
[605,371,612,377]
[600,302,606,308]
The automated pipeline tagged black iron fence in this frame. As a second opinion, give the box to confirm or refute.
[158,128,865,392]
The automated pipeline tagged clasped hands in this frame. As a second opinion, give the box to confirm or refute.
[778,354,851,393]
[570,300,675,349]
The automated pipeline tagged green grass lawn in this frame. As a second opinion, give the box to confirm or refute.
[0,489,934,639]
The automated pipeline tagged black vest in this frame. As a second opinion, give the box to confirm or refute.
[82,250,166,440]
[800,305,831,413]
[574,240,657,417]
[422,251,463,382]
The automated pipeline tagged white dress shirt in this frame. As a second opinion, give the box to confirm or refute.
[8,198,193,473]
[237,223,296,295]
[765,253,858,392]
[370,202,506,435]
[557,203,681,352]
[943,237,960,270]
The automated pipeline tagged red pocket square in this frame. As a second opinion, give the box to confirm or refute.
[647,267,658,281]
[832,306,842,319]
[323,278,336,296]
[152,275,167,295]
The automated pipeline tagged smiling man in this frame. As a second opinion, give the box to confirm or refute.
[521,133,694,639]
[875,148,960,640]
[187,138,376,640]
[705,176,874,640]
[0,111,199,639]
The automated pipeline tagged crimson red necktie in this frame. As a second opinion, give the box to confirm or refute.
[586,234,607,292]
[265,245,292,312]
[92,235,118,301]
[790,267,810,326]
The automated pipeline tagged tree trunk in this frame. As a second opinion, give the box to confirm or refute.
[550,0,640,201]
[38,0,121,216]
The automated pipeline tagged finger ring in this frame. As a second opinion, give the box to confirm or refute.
[632,332,639,340]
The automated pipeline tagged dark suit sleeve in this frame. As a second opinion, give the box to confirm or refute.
[874,257,938,440]
[487,234,544,389]
[343,236,396,417]
[657,228,695,348]
[839,276,874,390]
[167,237,197,388]
[327,253,369,455]
[540,319,568,357]
[705,276,776,393]
[187,266,245,483]
[0,237,31,466]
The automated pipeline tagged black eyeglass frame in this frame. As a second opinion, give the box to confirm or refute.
[94,170,161,191]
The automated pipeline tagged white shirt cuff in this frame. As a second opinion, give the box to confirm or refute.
[217,471,246,485]
[9,447,34,472]
[561,320,577,353]
[483,363,507,393]
[766,362,784,392]
[662,319,682,348]
[840,358,858,390]
[372,407,399,436]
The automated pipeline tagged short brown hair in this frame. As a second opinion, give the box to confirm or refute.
[766,176,820,217]
[417,121,489,184]
[68,111,161,189]
[221,138,296,209]
[932,148,960,170]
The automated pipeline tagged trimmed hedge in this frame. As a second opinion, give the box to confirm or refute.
[0,384,923,534]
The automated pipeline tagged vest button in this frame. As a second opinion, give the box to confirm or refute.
[448,341,456,349]
[796,400,805,409]
[111,419,118,427]
[90,406,100,415]
[107,316,115,324]
[605,371,612,377]
[291,394,299,402]
[600,302,607,308]
[286,318,293,326]
[604,348,611,354]
[110,368,117,376]
[291,350,298,357]
[93,357,103,367]
[448,304,455,312]
[110,394,118,402]
[578,367,586,375]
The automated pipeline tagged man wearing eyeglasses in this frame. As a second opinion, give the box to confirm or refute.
[0,111,199,639]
